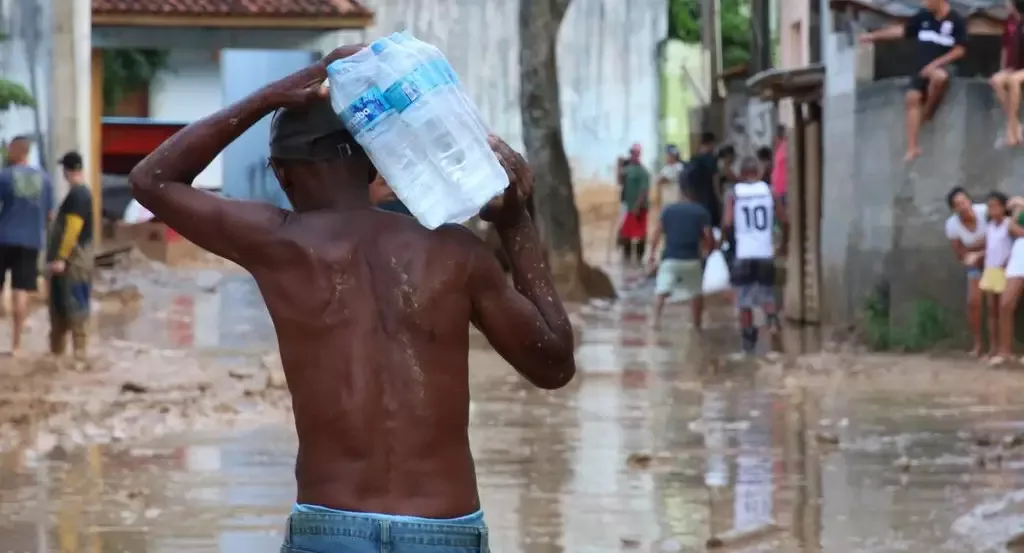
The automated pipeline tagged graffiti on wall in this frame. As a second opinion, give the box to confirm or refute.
[725,94,775,158]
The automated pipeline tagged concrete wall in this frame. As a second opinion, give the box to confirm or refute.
[359,0,668,185]
[821,35,1024,325]
[149,49,223,189]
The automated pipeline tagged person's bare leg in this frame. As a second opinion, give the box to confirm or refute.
[968,277,983,356]
[922,69,949,122]
[905,90,924,162]
[992,71,1015,144]
[1010,70,1024,145]
[653,294,668,329]
[987,293,1000,359]
[998,278,1023,358]
[691,295,704,331]
[10,290,27,355]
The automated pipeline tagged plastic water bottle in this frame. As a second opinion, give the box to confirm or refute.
[326,47,452,229]
[372,37,508,222]
[390,32,488,136]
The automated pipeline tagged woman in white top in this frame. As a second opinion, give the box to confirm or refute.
[945,187,987,355]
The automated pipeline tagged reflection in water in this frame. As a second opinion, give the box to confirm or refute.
[8,278,1024,552]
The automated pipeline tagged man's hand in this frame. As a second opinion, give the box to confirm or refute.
[48,260,65,275]
[858,32,875,44]
[264,45,364,109]
[480,136,533,226]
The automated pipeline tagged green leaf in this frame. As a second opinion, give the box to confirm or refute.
[668,0,751,68]
[0,79,35,111]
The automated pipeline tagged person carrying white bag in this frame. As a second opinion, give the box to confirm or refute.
[721,157,788,355]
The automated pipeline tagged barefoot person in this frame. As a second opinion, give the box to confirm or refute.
[647,183,714,330]
[980,192,1014,363]
[998,197,1024,361]
[991,0,1024,145]
[944,187,987,356]
[0,136,53,355]
[859,0,966,161]
[722,157,787,355]
[129,48,575,552]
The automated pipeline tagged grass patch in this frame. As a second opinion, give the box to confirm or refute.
[862,282,952,351]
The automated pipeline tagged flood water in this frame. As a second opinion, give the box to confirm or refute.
[2,271,1024,552]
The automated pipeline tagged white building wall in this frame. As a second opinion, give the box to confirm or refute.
[0,0,52,169]
[149,49,223,189]
[347,0,668,186]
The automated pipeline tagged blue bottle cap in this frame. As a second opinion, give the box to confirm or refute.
[370,39,391,54]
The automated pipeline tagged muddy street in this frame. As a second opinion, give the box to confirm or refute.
[1,262,1024,552]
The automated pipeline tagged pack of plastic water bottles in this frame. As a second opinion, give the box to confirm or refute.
[326,32,508,229]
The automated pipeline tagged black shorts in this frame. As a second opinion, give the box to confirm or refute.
[908,64,957,95]
[0,245,39,291]
[731,258,775,287]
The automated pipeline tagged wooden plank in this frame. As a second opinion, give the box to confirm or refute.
[803,112,823,324]
[784,104,807,321]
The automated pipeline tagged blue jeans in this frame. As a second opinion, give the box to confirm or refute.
[281,504,489,553]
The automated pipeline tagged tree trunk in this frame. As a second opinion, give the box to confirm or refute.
[519,0,615,301]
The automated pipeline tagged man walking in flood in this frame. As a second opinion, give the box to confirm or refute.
[46,152,94,359]
[129,46,575,553]
[0,136,53,356]
[722,157,787,355]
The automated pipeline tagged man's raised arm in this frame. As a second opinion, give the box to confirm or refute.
[467,137,575,390]
[128,46,360,267]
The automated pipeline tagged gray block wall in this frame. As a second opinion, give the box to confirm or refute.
[822,76,1024,326]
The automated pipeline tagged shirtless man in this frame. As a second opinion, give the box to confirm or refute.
[129,47,576,552]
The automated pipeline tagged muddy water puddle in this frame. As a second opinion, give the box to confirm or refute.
[2,272,1024,551]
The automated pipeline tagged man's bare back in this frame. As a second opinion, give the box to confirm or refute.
[129,47,575,522]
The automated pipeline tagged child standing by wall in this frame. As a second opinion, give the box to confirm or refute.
[981,191,1014,363]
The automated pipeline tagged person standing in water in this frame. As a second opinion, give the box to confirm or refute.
[129,47,575,553]
[722,157,787,355]
[46,152,94,359]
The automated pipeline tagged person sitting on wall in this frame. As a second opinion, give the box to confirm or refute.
[859,0,967,162]
[991,0,1024,146]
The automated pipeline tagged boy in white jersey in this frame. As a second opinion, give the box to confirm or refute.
[722,157,788,354]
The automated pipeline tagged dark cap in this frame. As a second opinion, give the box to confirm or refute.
[269,98,359,160]
[59,151,83,170]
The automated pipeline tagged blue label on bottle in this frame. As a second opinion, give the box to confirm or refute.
[384,63,446,113]
[340,87,391,136]
[431,58,460,85]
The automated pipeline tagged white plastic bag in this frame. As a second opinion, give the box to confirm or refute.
[702,249,731,294]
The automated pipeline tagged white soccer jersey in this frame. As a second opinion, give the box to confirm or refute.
[732,180,775,260]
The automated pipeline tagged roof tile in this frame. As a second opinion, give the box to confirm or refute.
[92,0,373,18]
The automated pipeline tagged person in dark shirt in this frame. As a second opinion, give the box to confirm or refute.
[647,183,714,330]
[756,146,773,184]
[0,136,53,355]
[46,151,94,359]
[685,132,722,229]
[859,0,966,161]
[991,0,1024,146]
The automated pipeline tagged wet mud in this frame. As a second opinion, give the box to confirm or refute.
[2,254,1024,552]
